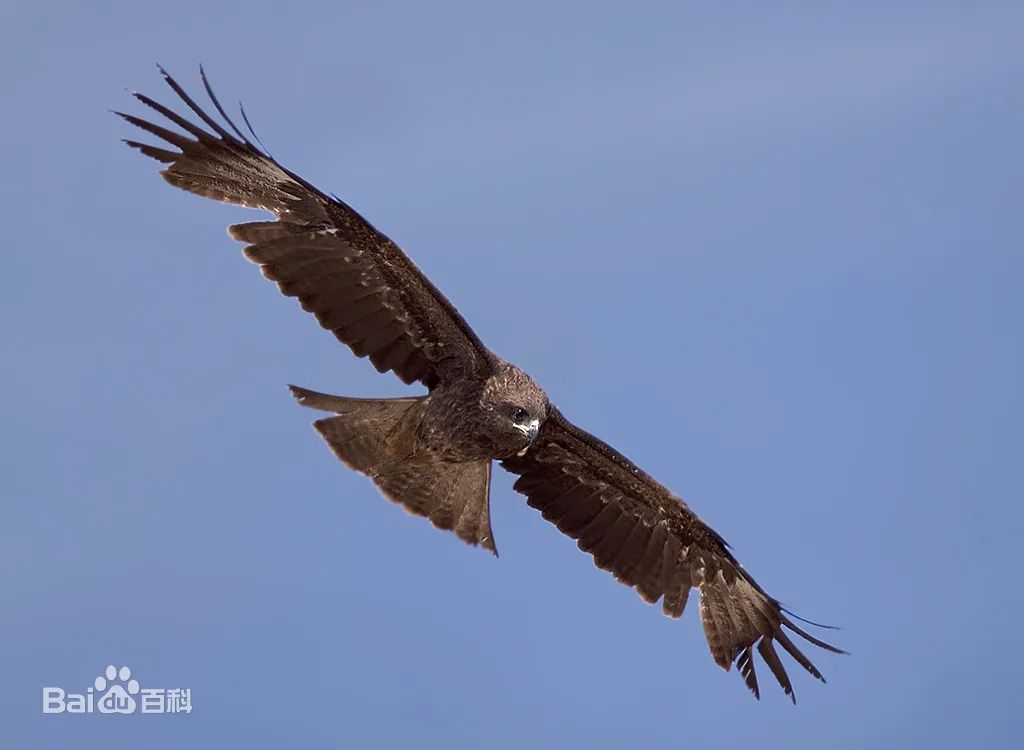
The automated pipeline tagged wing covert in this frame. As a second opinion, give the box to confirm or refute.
[501,407,843,702]
[118,67,493,389]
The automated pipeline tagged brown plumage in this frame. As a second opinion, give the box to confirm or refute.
[118,66,843,702]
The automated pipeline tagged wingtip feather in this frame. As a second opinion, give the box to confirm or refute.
[780,614,848,655]
[122,139,178,163]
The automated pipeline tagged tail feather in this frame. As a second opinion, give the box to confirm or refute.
[290,385,496,553]
[372,459,495,553]
[289,384,419,415]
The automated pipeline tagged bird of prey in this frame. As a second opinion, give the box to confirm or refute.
[118,67,842,702]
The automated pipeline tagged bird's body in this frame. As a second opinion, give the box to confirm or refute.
[119,67,842,701]
[416,360,548,462]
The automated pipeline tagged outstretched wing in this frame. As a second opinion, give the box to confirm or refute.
[117,67,494,390]
[501,407,843,702]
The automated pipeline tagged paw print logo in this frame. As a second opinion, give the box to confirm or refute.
[96,665,140,714]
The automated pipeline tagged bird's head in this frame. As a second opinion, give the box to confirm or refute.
[480,363,549,457]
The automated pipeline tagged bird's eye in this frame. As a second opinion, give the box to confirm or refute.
[509,406,528,424]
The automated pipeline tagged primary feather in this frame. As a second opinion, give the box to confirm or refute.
[120,67,843,701]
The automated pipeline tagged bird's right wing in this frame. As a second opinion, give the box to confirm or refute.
[118,68,494,390]
[501,407,843,702]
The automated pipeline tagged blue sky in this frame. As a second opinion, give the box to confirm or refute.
[2,1,1022,747]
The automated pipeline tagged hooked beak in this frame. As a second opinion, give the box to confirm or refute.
[515,418,540,442]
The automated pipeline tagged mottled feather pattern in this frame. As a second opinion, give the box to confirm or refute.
[117,66,493,390]
[502,408,844,702]
[121,68,842,702]
[292,387,497,553]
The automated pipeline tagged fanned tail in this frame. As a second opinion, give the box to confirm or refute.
[290,386,497,553]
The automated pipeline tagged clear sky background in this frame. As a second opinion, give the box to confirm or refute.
[2,1,1021,747]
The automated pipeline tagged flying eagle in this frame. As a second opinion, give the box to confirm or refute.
[118,67,842,702]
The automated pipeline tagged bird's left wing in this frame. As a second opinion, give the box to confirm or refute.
[117,68,494,390]
[500,407,843,702]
